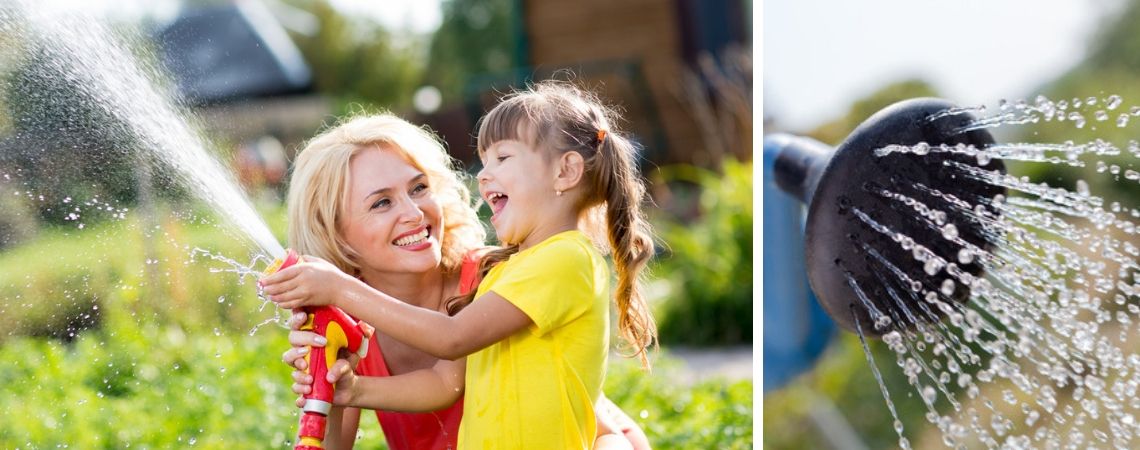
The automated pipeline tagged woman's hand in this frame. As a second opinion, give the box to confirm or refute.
[281,311,327,372]
[282,310,364,408]
[260,256,360,310]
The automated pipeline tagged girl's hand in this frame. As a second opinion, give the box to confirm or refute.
[260,256,358,309]
[291,357,360,408]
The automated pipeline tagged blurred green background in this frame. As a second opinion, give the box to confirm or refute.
[0,0,754,448]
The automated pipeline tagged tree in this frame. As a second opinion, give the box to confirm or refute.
[424,0,516,103]
[282,0,426,111]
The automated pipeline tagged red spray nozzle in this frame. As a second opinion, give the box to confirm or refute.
[264,248,373,450]
[264,248,301,276]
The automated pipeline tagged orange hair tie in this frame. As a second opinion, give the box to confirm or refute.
[596,129,607,143]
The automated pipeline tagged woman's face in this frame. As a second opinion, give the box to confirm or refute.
[341,146,444,277]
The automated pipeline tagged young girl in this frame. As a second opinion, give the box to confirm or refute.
[262,81,657,449]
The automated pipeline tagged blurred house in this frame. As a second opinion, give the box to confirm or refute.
[155,0,332,192]
[427,0,752,168]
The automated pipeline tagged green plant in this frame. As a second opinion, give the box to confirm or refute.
[606,355,753,449]
[652,157,753,345]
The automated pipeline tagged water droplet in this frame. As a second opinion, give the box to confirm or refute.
[958,248,974,264]
[940,279,956,296]
[1076,179,1091,195]
[1107,94,1123,110]
[924,259,944,276]
[941,223,958,240]
[922,385,937,404]
[976,151,991,166]
[1095,110,1109,121]
[913,142,930,156]
[1118,113,1130,127]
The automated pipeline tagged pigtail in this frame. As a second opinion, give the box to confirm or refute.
[595,131,659,370]
[445,245,519,315]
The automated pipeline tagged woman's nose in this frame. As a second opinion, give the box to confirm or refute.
[398,198,426,223]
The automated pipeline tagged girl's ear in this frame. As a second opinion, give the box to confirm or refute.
[554,151,585,192]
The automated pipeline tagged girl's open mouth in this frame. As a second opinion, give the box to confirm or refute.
[487,192,509,216]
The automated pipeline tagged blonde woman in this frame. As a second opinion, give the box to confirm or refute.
[277,113,649,450]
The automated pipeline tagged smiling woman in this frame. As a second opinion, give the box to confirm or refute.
[268,112,651,450]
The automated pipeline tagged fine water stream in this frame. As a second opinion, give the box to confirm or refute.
[853,94,1140,449]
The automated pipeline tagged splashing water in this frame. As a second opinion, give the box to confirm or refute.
[189,247,290,335]
[1,1,285,260]
[853,93,1140,448]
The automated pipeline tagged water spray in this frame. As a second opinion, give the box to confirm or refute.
[263,249,373,450]
[765,98,1007,336]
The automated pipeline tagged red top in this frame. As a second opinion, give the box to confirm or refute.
[354,251,483,450]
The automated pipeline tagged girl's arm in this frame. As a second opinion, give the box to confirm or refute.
[283,314,467,413]
[263,258,532,360]
[322,406,362,450]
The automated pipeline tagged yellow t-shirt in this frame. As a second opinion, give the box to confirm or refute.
[458,230,610,450]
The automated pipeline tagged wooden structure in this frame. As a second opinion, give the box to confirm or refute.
[456,0,750,167]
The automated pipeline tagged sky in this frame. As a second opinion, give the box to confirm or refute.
[764,0,1125,131]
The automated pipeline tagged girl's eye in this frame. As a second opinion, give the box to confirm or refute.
[411,183,429,195]
[371,198,391,210]
[497,155,510,163]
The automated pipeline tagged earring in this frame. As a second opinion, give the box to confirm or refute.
[556,190,563,196]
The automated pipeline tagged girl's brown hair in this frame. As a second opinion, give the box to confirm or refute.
[450,80,658,368]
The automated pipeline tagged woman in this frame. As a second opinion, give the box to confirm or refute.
[277,113,650,449]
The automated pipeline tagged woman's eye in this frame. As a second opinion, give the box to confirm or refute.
[497,155,510,163]
[371,198,391,210]
[412,183,429,195]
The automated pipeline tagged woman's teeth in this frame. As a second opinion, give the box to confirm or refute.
[394,228,429,246]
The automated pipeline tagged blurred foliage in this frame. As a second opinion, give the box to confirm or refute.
[1004,0,1140,204]
[282,0,426,112]
[653,157,752,345]
[764,335,934,450]
[0,43,144,226]
[606,357,752,449]
[807,79,940,146]
[0,202,288,344]
[425,0,515,103]
[0,203,752,447]
[0,314,300,448]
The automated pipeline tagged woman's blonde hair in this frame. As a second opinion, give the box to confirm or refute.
[287,113,486,276]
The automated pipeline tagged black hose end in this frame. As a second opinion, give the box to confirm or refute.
[802,98,1005,336]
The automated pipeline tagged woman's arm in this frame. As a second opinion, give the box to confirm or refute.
[263,258,532,360]
[338,357,467,413]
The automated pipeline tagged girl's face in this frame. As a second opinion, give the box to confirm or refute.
[476,139,561,247]
[341,146,444,277]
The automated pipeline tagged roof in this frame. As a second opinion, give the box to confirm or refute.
[156,1,312,105]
